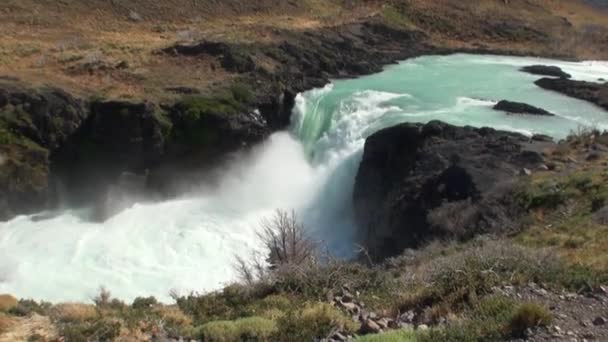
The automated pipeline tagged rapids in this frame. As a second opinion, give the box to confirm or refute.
[2,54,608,302]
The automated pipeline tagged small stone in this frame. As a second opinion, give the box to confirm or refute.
[521,168,532,176]
[399,322,413,329]
[128,10,143,22]
[331,332,347,341]
[538,164,550,171]
[388,319,400,329]
[361,319,382,334]
[340,301,359,314]
[342,292,354,303]
[368,312,377,320]
[399,310,415,322]
[566,330,575,336]
[376,318,390,330]
[417,324,429,331]
[593,316,606,326]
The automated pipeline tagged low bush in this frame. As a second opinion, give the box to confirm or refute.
[355,329,416,342]
[200,316,277,342]
[60,318,121,342]
[50,303,97,323]
[273,303,358,341]
[8,299,52,317]
[507,303,552,338]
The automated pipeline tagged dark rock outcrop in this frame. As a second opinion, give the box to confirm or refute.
[0,81,87,150]
[493,100,555,116]
[520,65,571,79]
[51,100,171,205]
[353,121,552,260]
[535,78,608,110]
[0,81,87,220]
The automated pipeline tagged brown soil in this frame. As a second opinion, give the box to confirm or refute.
[0,0,607,101]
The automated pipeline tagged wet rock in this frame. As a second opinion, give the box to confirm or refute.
[535,78,608,111]
[353,121,550,259]
[532,134,554,142]
[520,65,572,78]
[494,100,555,116]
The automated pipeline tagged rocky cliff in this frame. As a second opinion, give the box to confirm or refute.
[353,121,554,260]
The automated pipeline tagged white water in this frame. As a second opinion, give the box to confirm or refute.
[2,54,608,302]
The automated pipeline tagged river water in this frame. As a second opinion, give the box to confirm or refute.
[1,54,608,302]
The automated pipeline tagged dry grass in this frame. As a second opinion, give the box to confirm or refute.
[50,303,98,323]
[0,0,605,101]
[0,295,17,313]
[0,314,14,334]
[153,306,192,330]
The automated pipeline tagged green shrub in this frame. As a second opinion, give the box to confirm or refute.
[60,319,121,342]
[273,303,358,341]
[507,303,552,338]
[131,296,158,310]
[8,299,52,317]
[200,316,277,342]
[230,83,252,103]
[355,329,416,342]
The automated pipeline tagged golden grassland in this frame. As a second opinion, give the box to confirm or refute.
[0,0,606,101]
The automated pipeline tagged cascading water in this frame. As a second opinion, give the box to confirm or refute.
[1,54,608,302]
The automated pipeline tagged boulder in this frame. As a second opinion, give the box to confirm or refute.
[353,121,550,260]
[493,100,555,116]
[520,65,571,78]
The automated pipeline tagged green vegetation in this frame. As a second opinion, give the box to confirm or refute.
[516,135,608,271]
[419,297,551,341]
[273,303,358,341]
[177,83,252,123]
[8,299,52,317]
[200,316,277,341]
[355,329,416,342]
[381,4,413,29]
[171,83,252,146]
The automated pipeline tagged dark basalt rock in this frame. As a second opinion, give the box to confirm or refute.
[535,78,608,110]
[0,81,87,150]
[0,81,87,220]
[353,121,552,260]
[493,100,555,116]
[520,65,571,79]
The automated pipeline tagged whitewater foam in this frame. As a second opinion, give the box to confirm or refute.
[1,54,608,303]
